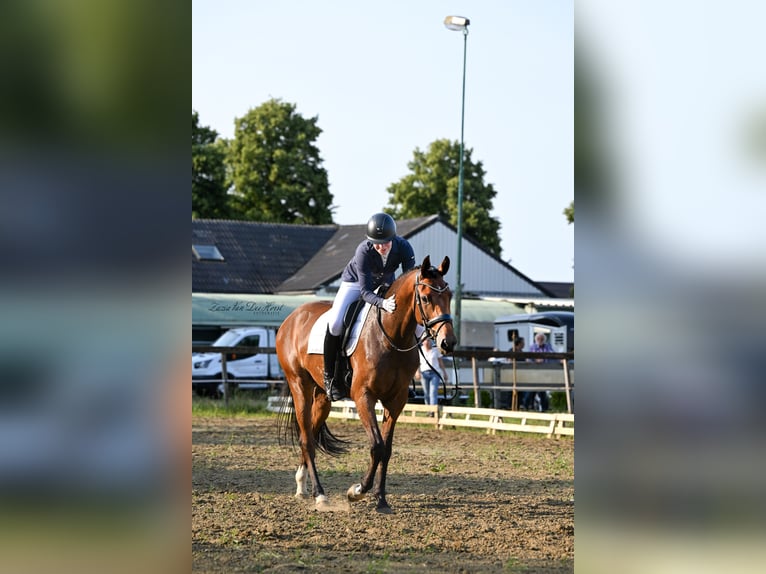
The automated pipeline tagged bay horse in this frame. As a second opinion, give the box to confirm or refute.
[276,255,456,513]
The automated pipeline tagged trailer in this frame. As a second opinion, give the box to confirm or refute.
[493,311,574,352]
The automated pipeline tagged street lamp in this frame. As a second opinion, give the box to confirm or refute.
[444,15,470,347]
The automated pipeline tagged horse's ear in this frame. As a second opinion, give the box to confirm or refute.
[438,256,450,276]
[421,255,432,272]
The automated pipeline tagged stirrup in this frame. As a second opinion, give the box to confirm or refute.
[325,377,346,401]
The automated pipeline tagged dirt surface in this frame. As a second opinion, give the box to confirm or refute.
[192,414,574,573]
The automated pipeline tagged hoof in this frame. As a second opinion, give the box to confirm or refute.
[294,492,310,499]
[375,504,393,514]
[347,483,365,502]
[315,494,331,512]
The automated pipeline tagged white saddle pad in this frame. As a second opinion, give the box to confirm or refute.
[307,302,374,356]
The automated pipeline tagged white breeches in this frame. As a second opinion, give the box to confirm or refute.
[327,281,361,336]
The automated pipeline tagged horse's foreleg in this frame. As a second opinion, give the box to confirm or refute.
[371,414,399,513]
[347,437,384,504]
[347,397,385,503]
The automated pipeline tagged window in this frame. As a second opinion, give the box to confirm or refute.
[240,336,260,347]
[193,244,224,261]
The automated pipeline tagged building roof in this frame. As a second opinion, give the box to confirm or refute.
[192,215,566,300]
[535,281,574,299]
[192,219,336,294]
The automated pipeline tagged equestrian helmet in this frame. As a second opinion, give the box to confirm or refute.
[366,213,396,244]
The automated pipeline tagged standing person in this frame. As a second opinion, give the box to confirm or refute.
[524,333,554,411]
[418,337,449,410]
[323,213,416,401]
[510,337,529,410]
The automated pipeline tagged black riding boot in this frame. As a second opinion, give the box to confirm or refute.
[323,328,346,401]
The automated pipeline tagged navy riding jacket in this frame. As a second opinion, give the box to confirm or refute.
[340,236,416,307]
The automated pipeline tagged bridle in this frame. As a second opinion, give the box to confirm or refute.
[376,270,453,352]
[413,274,453,342]
[377,270,462,401]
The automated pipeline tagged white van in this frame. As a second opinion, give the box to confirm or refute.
[192,327,283,396]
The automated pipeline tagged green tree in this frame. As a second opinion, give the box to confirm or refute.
[192,110,229,219]
[385,139,501,257]
[227,99,333,224]
[564,200,574,224]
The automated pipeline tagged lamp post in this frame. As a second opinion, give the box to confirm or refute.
[444,15,470,347]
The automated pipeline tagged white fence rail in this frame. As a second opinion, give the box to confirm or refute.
[267,396,573,438]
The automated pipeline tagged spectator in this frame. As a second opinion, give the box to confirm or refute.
[418,337,448,411]
[489,337,523,365]
[509,337,530,409]
[529,332,554,362]
[523,333,554,411]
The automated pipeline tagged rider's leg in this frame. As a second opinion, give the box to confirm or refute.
[324,282,360,401]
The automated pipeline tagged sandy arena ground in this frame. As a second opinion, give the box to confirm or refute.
[192,414,574,573]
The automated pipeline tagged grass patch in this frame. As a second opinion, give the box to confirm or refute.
[192,392,275,417]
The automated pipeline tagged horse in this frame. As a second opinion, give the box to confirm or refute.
[276,255,457,513]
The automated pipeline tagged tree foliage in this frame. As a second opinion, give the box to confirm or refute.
[385,139,501,257]
[226,99,333,224]
[192,110,229,219]
[564,200,574,224]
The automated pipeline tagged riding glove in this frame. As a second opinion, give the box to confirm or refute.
[381,295,396,313]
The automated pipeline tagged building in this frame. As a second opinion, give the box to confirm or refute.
[192,215,573,347]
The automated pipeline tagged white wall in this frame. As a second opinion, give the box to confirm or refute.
[407,221,545,297]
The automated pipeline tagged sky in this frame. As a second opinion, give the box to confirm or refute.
[192,0,574,283]
[577,1,766,273]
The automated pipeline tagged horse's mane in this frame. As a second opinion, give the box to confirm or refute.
[386,265,421,297]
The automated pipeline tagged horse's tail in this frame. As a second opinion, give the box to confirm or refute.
[276,384,349,456]
[315,421,350,456]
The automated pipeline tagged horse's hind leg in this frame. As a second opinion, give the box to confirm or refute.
[292,394,325,498]
[309,388,334,509]
[296,382,338,510]
[295,463,309,498]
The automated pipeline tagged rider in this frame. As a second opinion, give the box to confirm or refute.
[323,212,416,401]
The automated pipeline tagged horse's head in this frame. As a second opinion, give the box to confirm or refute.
[415,255,458,354]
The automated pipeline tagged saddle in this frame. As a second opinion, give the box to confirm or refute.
[335,285,389,390]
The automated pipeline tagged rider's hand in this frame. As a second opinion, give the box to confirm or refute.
[381,295,396,313]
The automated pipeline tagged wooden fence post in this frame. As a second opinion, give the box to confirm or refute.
[221,352,229,408]
[561,358,572,414]
[472,357,480,408]
[493,362,502,409]
[511,358,518,410]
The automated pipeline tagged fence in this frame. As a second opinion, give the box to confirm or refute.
[448,349,574,413]
[266,396,573,438]
[192,345,282,406]
[192,346,575,415]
